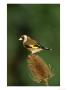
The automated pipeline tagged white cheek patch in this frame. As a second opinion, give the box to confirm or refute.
[23,35,27,43]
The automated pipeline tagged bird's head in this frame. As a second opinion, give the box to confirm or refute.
[19,35,27,43]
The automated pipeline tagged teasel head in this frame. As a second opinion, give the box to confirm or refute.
[27,54,54,85]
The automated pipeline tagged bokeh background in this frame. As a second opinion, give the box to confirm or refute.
[7,4,60,86]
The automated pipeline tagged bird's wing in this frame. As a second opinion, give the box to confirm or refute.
[24,37,41,48]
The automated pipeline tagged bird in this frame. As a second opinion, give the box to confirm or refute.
[19,35,52,54]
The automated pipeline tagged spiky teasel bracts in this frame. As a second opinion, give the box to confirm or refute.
[27,54,54,85]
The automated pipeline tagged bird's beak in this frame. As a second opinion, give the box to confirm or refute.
[18,37,22,41]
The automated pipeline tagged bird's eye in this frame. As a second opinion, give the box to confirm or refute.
[22,36,24,40]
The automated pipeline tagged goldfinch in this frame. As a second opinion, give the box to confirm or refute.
[19,35,52,54]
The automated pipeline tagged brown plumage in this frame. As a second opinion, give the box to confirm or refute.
[19,35,52,54]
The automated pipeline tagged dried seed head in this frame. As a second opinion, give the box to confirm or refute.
[27,54,54,85]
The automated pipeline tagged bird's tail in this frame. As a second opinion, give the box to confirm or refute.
[42,46,52,51]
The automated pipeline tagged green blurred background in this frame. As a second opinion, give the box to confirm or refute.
[7,4,60,86]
